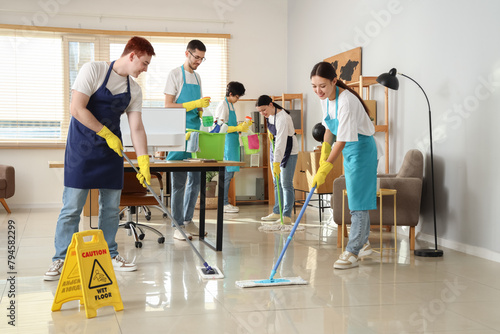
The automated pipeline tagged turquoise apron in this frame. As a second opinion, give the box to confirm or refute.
[167,66,202,161]
[64,61,130,189]
[324,87,377,211]
[267,109,294,168]
[224,97,240,172]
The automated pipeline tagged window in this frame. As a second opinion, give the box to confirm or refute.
[0,25,229,147]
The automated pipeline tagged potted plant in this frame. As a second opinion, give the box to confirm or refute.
[196,171,218,209]
[205,171,218,198]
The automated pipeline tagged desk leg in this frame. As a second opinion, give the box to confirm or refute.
[199,171,206,240]
[216,168,225,251]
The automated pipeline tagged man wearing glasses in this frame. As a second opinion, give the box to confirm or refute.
[164,40,210,241]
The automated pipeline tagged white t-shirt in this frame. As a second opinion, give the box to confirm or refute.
[214,99,230,123]
[321,89,375,142]
[163,66,203,101]
[268,109,299,163]
[71,61,143,112]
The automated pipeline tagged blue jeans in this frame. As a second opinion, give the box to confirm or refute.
[170,171,201,226]
[272,154,298,218]
[223,170,235,206]
[346,210,371,255]
[53,187,122,261]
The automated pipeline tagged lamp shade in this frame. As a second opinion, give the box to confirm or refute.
[376,68,399,90]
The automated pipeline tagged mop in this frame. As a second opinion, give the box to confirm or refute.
[123,152,224,279]
[235,186,316,288]
[258,173,284,232]
[259,140,305,233]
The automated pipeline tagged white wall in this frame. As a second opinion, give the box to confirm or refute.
[288,0,500,259]
[1,0,287,207]
[3,0,500,260]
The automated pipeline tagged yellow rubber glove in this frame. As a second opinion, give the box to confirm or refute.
[272,162,281,178]
[227,122,250,133]
[267,130,274,142]
[182,97,211,111]
[136,154,151,187]
[320,141,332,166]
[185,131,192,140]
[312,161,333,187]
[198,110,203,118]
[96,125,123,157]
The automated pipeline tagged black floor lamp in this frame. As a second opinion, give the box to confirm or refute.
[376,68,443,257]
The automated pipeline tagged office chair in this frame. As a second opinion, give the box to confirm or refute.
[119,153,166,248]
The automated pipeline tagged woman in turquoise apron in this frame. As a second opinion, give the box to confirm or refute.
[310,62,377,270]
[215,81,247,213]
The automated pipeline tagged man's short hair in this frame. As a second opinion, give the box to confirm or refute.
[186,39,206,52]
[122,36,155,57]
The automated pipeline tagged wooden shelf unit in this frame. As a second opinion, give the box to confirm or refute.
[228,94,304,207]
[347,76,390,173]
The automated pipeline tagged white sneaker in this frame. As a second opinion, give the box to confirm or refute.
[224,204,239,213]
[112,255,137,272]
[184,221,207,236]
[358,242,373,258]
[173,227,193,240]
[44,259,64,281]
[274,216,292,225]
[334,251,359,269]
[261,213,281,221]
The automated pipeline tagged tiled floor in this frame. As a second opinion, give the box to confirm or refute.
[1,204,500,333]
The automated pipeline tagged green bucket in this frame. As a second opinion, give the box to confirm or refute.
[187,129,226,160]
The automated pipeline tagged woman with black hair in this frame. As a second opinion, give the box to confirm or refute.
[256,95,299,224]
[311,61,377,270]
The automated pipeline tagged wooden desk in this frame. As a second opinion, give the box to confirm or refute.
[49,160,244,251]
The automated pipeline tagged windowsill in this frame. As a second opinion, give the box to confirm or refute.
[0,142,66,149]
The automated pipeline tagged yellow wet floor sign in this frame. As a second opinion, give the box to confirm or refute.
[51,230,123,318]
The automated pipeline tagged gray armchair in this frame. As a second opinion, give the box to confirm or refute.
[0,165,15,213]
[332,149,424,250]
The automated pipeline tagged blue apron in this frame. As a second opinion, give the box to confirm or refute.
[167,66,202,161]
[268,109,294,168]
[324,87,377,211]
[224,97,240,172]
[64,61,130,189]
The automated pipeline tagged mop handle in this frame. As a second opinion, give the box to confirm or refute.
[271,139,283,224]
[122,152,210,267]
[275,174,284,224]
[269,186,316,280]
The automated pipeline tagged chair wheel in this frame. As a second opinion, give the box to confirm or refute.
[119,213,124,220]
[139,233,145,240]
[145,215,151,221]
[163,213,168,219]
[135,241,142,248]
[158,237,165,244]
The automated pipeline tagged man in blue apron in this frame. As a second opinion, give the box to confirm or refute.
[214,81,248,213]
[44,37,155,281]
[311,61,377,270]
[164,40,211,241]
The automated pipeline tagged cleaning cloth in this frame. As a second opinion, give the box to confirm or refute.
[186,131,200,153]
[247,134,260,149]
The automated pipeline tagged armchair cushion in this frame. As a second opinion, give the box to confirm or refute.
[0,165,15,198]
[332,149,424,251]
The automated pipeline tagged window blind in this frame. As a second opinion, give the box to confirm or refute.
[0,25,229,147]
